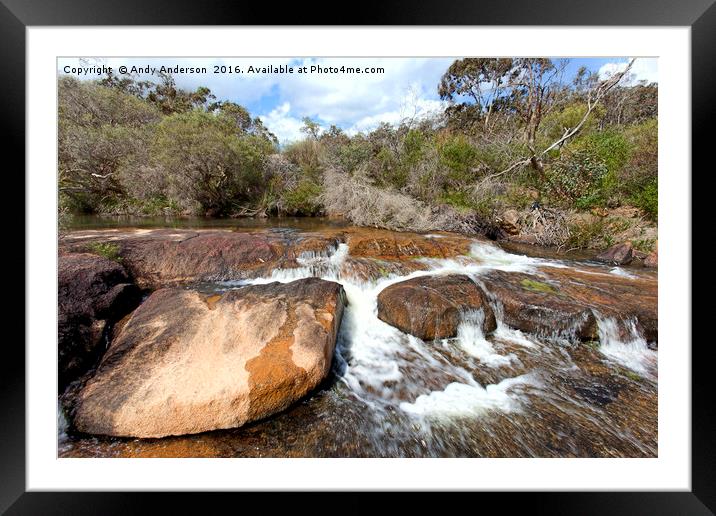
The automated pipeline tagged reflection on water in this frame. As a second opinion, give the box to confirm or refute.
[65,214,350,231]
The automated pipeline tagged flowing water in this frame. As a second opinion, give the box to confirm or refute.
[59,220,657,458]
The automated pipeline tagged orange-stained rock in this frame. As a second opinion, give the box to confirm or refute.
[340,257,430,283]
[498,209,521,235]
[539,266,657,343]
[344,227,474,260]
[477,270,598,341]
[377,274,496,340]
[69,278,346,438]
[116,233,282,287]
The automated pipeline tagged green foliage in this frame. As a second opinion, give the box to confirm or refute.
[439,190,474,212]
[336,139,372,173]
[438,135,478,181]
[633,236,657,253]
[402,129,427,166]
[86,242,122,262]
[58,62,658,235]
[630,178,658,221]
[576,130,630,174]
[284,139,323,179]
[566,218,608,249]
[58,76,161,212]
[281,181,324,215]
[541,103,603,143]
[375,146,407,188]
[499,185,537,209]
[150,110,274,214]
[547,149,609,207]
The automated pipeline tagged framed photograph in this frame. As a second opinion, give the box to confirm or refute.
[7,0,711,512]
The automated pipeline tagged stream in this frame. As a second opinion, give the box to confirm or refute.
[59,217,657,458]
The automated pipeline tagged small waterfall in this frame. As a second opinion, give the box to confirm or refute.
[596,315,657,378]
[452,310,515,367]
[227,239,595,424]
[609,267,637,278]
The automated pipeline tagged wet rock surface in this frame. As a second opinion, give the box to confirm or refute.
[477,270,598,340]
[61,229,342,288]
[476,266,657,345]
[58,253,140,389]
[58,222,658,458]
[342,228,476,260]
[67,278,345,438]
[539,266,657,344]
[377,274,496,340]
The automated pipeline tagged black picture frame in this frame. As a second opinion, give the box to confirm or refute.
[5,0,711,513]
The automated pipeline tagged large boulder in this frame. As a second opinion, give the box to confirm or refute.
[539,266,657,344]
[594,242,634,265]
[498,209,521,236]
[58,253,140,390]
[377,274,496,340]
[69,278,346,438]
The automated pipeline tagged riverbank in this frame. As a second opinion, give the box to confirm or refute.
[62,211,658,266]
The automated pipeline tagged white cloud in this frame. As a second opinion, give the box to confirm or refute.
[58,56,455,144]
[598,58,658,86]
[59,57,656,145]
[257,102,305,144]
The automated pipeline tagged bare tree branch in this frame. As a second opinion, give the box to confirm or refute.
[480,58,636,183]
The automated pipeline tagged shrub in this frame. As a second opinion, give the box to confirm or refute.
[540,102,604,144]
[438,135,478,181]
[284,139,323,179]
[86,242,122,262]
[579,130,630,174]
[402,129,427,166]
[547,149,609,207]
[58,77,160,212]
[566,217,611,249]
[620,119,657,210]
[320,168,475,233]
[150,110,275,214]
[280,180,324,215]
[336,138,372,173]
[630,178,658,221]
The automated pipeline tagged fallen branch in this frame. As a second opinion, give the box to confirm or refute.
[479,58,636,183]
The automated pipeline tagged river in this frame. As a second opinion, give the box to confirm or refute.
[59,216,657,458]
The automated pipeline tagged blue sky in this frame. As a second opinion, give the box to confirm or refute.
[58,57,657,144]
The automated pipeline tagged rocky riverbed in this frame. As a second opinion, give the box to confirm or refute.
[58,223,657,457]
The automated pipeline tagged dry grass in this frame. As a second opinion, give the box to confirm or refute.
[320,167,477,233]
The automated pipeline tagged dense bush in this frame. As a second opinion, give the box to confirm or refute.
[149,110,275,215]
[546,149,609,208]
[59,58,658,243]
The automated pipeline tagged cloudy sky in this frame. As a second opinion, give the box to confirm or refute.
[57,57,657,144]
